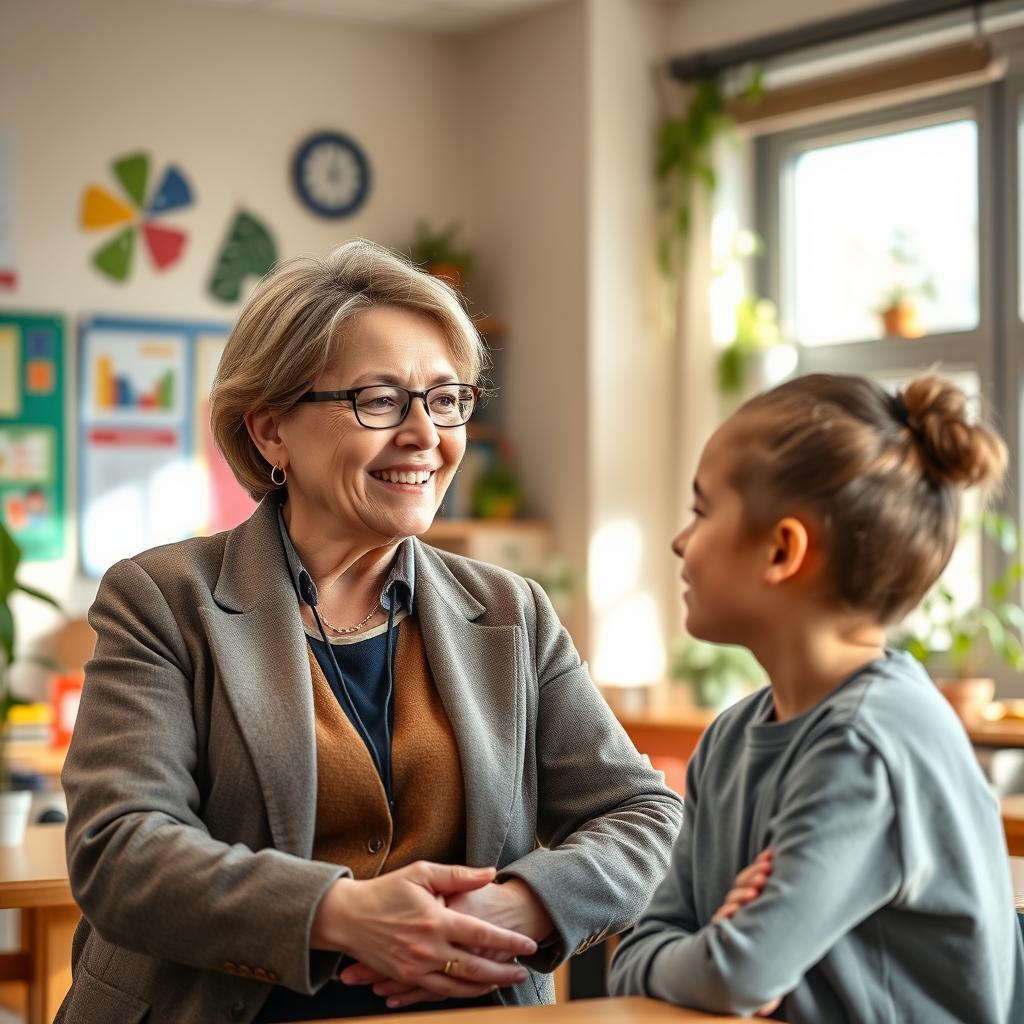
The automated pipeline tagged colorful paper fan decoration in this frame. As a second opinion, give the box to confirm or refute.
[79,153,194,282]
[208,211,277,303]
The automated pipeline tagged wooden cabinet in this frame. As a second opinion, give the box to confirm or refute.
[422,518,550,576]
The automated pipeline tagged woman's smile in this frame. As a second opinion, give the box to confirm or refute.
[368,465,438,491]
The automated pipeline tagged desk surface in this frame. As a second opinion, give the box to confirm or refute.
[968,720,1024,749]
[0,825,72,909]
[340,997,745,1023]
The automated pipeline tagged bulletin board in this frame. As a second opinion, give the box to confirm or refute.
[0,313,65,560]
[78,316,256,578]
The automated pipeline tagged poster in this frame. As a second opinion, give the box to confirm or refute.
[79,317,253,578]
[0,314,64,560]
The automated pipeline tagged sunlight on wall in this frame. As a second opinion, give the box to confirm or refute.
[589,519,666,686]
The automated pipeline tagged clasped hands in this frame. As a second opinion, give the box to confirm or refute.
[311,860,553,1010]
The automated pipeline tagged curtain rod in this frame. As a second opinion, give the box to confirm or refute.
[668,0,998,81]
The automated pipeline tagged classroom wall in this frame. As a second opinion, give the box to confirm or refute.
[0,0,475,688]
[3,0,902,694]
[586,0,677,684]
[461,0,592,650]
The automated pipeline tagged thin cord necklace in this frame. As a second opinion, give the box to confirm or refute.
[317,599,381,635]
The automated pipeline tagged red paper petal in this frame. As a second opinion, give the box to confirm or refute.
[142,222,187,270]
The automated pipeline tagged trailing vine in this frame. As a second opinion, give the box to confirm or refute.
[656,71,763,275]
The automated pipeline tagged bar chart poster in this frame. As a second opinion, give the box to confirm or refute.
[79,316,231,577]
[0,313,65,560]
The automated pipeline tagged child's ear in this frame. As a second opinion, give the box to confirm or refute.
[763,516,810,585]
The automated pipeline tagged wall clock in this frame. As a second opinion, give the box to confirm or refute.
[291,131,371,219]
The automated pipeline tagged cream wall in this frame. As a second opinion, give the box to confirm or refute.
[461,0,592,650]
[586,0,677,683]
[2,0,896,690]
[0,0,473,684]
[664,0,893,52]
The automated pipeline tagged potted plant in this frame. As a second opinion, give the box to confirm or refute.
[717,294,797,404]
[875,230,937,339]
[669,636,766,711]
[408,221,474,291]
[893,513,1024,725]
[0,521,60,844]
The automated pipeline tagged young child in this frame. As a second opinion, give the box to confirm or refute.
[609,373,1024,1022]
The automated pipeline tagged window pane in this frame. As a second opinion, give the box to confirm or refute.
[789,119,978,346]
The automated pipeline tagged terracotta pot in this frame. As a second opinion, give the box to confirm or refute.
[427,263,464,291]
[881,303,923,339]
[937,677,995,726]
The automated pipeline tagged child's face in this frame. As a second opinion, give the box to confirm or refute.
[671,425,771,646]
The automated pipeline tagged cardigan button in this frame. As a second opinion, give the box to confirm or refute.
[229,1001,246,1021]
[367,836,385,854]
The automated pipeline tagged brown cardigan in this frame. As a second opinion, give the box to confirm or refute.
[309,616,466,877]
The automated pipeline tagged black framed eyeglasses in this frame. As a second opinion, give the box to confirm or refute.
[297,383,480,429]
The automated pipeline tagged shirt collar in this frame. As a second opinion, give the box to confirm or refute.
[275,499,415,615]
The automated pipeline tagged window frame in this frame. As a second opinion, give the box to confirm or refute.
[756,80,1023,682]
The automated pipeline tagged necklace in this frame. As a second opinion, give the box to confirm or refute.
[317,599,381,635]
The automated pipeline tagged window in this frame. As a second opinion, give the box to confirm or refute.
[758,82,1021,678]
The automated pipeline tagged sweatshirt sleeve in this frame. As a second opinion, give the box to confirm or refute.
[610,727,902,1015]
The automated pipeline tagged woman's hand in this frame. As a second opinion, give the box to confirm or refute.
[341,877,553,1009]
[711,849,780,1017]
[314,861,536,1005]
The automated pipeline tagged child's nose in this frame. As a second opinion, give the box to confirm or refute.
[671,529,688,559]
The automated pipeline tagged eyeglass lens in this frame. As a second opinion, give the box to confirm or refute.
[354,384,476,427]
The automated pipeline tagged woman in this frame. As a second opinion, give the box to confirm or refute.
[57,240,683,1023]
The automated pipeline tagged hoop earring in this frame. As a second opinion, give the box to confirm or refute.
[270,463,287,486]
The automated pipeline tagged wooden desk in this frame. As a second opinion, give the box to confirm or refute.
[0,825,76,1024]
[341,996,745,1023]
[1003,795,1024,856]
[8,742,67,781]
[969,720,1024,749]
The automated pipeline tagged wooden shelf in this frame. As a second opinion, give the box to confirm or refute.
[425,518,548,539]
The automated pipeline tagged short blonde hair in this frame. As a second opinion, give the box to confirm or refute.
[210,238,488,501]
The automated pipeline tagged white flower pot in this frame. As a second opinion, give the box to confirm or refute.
[0,790,32,846]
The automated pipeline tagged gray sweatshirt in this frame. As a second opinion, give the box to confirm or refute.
[609,650,1024,1022]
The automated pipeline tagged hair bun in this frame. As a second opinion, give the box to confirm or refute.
[898,375,1007,491]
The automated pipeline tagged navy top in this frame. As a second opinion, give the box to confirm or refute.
[306,621,400,794]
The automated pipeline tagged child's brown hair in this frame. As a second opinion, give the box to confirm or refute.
[727,373,1007,623]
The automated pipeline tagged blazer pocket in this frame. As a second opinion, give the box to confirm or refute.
[62,967,149,1023]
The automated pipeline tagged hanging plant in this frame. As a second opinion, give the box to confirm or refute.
[656,70,763,275]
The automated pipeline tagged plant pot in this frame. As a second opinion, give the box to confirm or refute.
[881,303,923,339]
[937,677,995,727]
[0,790,32,846]
[426,263,464,291]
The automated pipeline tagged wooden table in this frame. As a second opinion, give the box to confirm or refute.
[1003,795,1024,856]
[0,825,76,1024]
[340,996,745,1022]
[969,719,1024,749]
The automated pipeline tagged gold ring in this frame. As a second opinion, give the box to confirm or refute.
[443,959,458,977]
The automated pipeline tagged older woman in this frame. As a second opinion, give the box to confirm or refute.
[57,240,682,1023]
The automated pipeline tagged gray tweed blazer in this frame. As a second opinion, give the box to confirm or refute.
[56,498,682,1024]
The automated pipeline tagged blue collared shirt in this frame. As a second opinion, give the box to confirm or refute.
[276,503,414,789]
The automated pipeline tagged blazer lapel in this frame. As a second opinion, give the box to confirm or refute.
[202,499,317,857]
[413,541,521,867]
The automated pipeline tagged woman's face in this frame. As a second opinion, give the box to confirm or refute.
[278,304,467,543]
[670,424,770,646]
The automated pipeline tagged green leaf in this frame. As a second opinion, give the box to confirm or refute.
[0,523,19,601]
[15,581,60,611]
[0,603,12,668]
